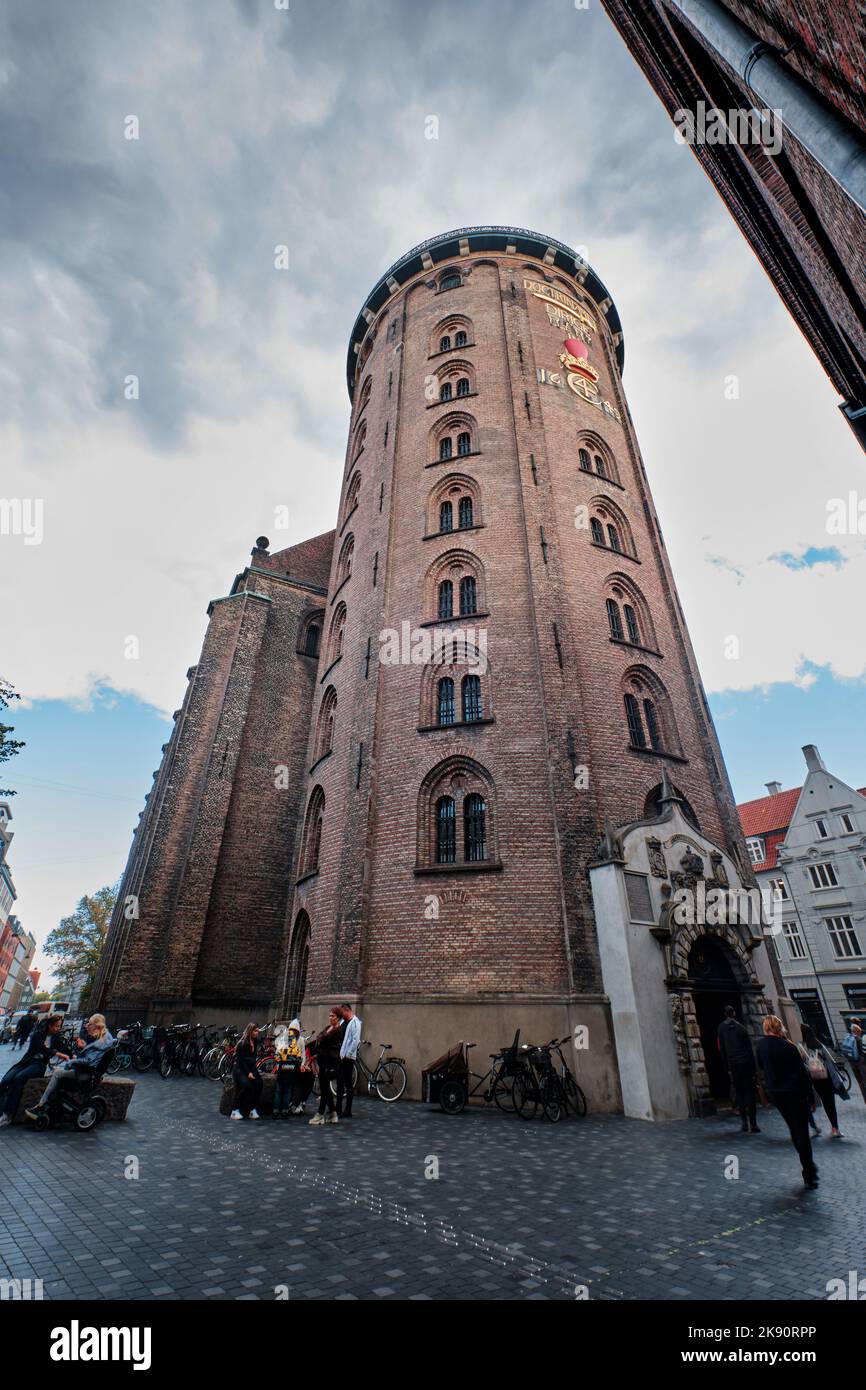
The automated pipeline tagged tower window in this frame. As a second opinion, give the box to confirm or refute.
[456,377,470,398]
[437,677,455,726]
[304,624,320,658]
[459,575,477,615]
[624,604,640,645]
[606,598,623,641]
[440,273,461,291]
[438,580,454,620]
[590,518,604,545]
[462,674,483,723]
[624,693,646,749]
[454,330,467,348]
[643,699,662,751]
[439,500,454,534]
[607,524,621,552]
[595,455,606,477]
[579,448,591,472]
[457,432,471,456]
[440,381,453,402]
[439,335,451,353]
[436,797,456,863]
[458,496,473,529]
[464,794,487,862]
[439,437,453,461]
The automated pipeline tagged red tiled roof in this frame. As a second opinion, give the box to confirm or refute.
[737,787,802,837]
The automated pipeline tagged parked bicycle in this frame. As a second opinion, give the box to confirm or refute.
[513,1036,587,1122]
[313,1040,408,1103]
[423,1032,523,1115]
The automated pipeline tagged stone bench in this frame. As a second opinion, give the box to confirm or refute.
[219,1073,277,1117]
[13,1074,136,1124]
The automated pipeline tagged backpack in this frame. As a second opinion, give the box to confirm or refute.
[841,1032,860,1060]
[805,1050,827,1081]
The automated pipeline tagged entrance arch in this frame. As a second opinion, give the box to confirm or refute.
[688,937,741,1100]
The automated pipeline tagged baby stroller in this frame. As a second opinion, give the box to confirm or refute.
[28,1046,118,1132]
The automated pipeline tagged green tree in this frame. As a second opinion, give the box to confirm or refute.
[42,884,118,1012]
[0,678,25,796]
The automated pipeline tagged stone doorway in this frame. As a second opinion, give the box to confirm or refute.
[688,937,742,1101]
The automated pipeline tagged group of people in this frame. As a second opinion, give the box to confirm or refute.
[0,1013,114,1127]
[229,1003,361,1126]
[717,1005,864,1190]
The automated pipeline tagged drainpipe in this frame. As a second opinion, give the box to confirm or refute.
[668,0,866,212]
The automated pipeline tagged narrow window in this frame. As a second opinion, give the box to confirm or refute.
[606,598,623,641]
[440,381,452,402]
[457,431,471,456]
[439,437,452,461]
[643,699,662,751]
[440,273,461,290]
[439,335,451,353]
[437,677,455,726]
[579,448,591,472]
[607,524,621,552]
[595,455,606,477]
[624,604,640,645]
[464,794,487,862]
[436,797,456,863]
[438,580,453,620]
[590,518,604,545]
[841,813,855,833]
[624,693,646,748]
[439,500,453,534]
[458,496,473,529]
[462,674,483,722]
[459,574,477,615]
[304,624,320,658]
[456,377,469,398]
[454,330,467,348]
[815,818,829,839]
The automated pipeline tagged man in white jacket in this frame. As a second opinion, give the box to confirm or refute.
[337,1002,361,1119]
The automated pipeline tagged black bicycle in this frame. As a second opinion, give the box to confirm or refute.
[437,1032,523,1115]
[513,1036,587,1122]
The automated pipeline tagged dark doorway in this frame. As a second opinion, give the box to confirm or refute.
[688,937,742,1101]
[791,989,833,1047]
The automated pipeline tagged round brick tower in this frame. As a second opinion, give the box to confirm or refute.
[279,226,762,1110]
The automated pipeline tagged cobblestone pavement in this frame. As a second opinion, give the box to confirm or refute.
[0,1041,864,1301]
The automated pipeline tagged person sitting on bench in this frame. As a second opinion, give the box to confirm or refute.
[25,1013,114,1118]
[0,1013,67,1128]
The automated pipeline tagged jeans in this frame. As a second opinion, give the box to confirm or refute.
[811,1076,838,1129]
[0,1060,44,1118]
[37,1062,90,1109]
[317,1066,338,1115]
[772,1092,817,1182]
[294,1071,315,1107]
[336,1057,356,1116]
[729,1064,757,1127]
[232,1069,263,1118]
[273,1069,298,1113]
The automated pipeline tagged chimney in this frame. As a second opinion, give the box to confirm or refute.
[765,781,782,796]
[802,745,826,773]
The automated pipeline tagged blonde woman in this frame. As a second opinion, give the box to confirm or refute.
[26,1013,115,1120]
[756,1015,818,1189]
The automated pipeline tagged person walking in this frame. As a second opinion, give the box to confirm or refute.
[229,1023,263,1121]
[841,1020,866,1103]
[797,1024,844,1137]
[717,1004,759,1133]
[25,1013,114,1119]
[756,1015,819,1189]
[11,1010,36,1052]
[336,1002,361,1120]
[309,1010,342,1126]
[0,1014,66,1127]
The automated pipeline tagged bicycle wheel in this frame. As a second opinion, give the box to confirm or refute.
[837,1065,852,1094]
[159,1049,174,1079]
[564,1074,587,1117]
[257,1056,277,1076]
[512,1073,538,1120]
[201,1047,223,1081]
[439,1079,467,1114]
[375,1060,407,1102]
[106,1052,122,1075]
[181,1043,199,1076]
[492,1074,515,1113]
[133,1043,154,1073]
[543,1085,563,1123]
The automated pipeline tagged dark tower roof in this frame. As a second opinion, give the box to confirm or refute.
[346,225,624,397]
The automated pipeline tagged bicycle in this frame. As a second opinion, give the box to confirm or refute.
[158,1024,192,1078]
[513,1036,587,1122]
[313,1040,408,1103]
[436,1033,522,1115]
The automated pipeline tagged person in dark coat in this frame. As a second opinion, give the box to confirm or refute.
[11,1010,36,1051]
[229,1023,263,1120]
[798,1023,844,1137]
[717,1005,760,1133]
[0,1015,66,1126]
[756,1015,818,1189]
[309,1010,343,1126]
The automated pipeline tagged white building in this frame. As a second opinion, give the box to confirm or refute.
[738,745,866,1045]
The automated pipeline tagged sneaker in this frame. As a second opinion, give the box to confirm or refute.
[230,1110,242,1120]
[0,1114,12,1128]
[249,1110,259,1120]
[309,1113,325,1126]
[291,1105,302,1115]
[24,1107,43,1121]
[325,1112,339,1125]
[831,1128,844,1138]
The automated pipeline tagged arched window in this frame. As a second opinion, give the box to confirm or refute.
[607,524,621,552]
[643,699,662,751]
[464,794,487,862]
[356,376,372,416]
[315,686,337,761]
[343,471,361,524]
[439,335,451,353]
[438,580,453,620]
[458,496,473,529]
[439,437,453,461]
[440,380,453,402]
[457,431,471,456]
[456,377,469,398]
[436,797,456,863]
[644,782,701,831]
[440,272,461,291]
[595,454,606,478]
[286,912,311,1018]
[338,534,354,584]
[437,678,455,726]
[454,330,467,348]
[590,518,604,545]
[304,624,320,658]
[606,597,623,641]
[624,693,646,749]
[328,604,346,664]
[624,604,640,645]
[579,448,592,472]
[300,787,325,877]
[459,575,477,615]
[439,500,453,534]
[462,674,482,722]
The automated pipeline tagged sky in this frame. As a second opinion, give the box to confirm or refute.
[1,0,864,985]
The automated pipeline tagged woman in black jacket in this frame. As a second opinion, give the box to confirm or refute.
[309,1010,343,1126]
[756,1015,818,1188]
[0,1014,66,1127]
[230,1023,263,1121]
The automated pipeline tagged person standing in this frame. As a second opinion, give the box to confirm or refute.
[717,1005,759,1133]
[756,1015,818,1189]
[272,1022,303,1118]
[229,1023,262,1121]
[309,1010,342,1126]
[292,1025,315,1115]
[12,1010,36,1052]
[0,1014,66,1127]
[336,1002,361,1120]
[798,1023,844,1137]
[841,1020,866,1103]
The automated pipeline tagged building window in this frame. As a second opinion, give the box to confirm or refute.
[440,272,461,291]
[606,598,623,641]
[624,604,640,645]
[462,674,482,722]
[457,431,471,456]
[439,501,453,534]
[746,837,765,865]
[459,575,477,615]
[440,381,453,402]
[643,699,662,752]
[328,605,346,664]
[769,878,789,901]
[607,524,621,553]
[624,693,646,749]
[826,915,862,959]
[304,624,320,658]
[436,797,456,863]
[437,678,455,726]
[590,518,604,545]
[808,862,839,889]
[456,377,469,398]
[579,448,591,472]
[464,794,487,862]
[438,580,453,620]
[439,335,451,353]
[454,330,467,348]
[840,813,855,833]
[815,818,829,839]
[783,922,807,960]
[458,496,473,529]
[595,455,606,477]
[300,788,325,877]
[439,437,453,461]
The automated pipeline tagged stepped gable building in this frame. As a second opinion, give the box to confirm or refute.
[97,226,789,1118]
[601,0,866,451]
